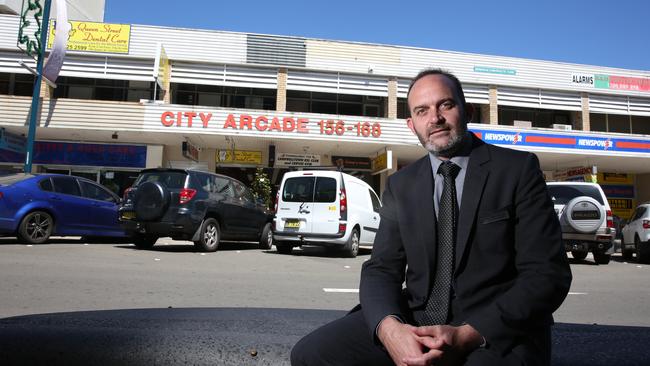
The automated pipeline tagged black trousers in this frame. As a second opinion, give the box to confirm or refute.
[290,307,551,366]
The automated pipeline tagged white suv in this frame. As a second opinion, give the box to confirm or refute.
[621,203,650,263]
[546,182,615,264]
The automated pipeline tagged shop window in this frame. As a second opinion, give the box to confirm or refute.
[0,73,36,96]
[170,83,275,110]
[286,90,386,117]
[286,98,309,112]
[312,100,337,114]
[397,98,409,119]
[590,113,607,132]
[14,74,36,96]
[0,73,10,94]
[608,114,631,133]
[53,77,156,102]
[498,106,570,129]
[632,115,650,135]
[339,103,363,116]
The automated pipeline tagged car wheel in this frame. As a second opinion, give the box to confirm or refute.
[17,211,53,244]
[636,236,650,264]
[194,218,220,252]
[133,235,158,249]
[259,223,273,250]
[571,250,588,260]
[593,251,611,265]
[276,242,293,255]
[343,228,360,258]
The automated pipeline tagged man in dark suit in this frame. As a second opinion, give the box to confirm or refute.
[291,69,572,366]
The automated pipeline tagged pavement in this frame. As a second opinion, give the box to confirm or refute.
[1,307,649,365]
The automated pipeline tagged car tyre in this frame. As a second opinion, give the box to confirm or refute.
[343,228,360,258]
[636,236,650,264]
[133,235,158,249]
[622,245,634,261]
[18,211,53,244]
[276,242,293,255]
[593,251,610,265]
[571,250,588,260]
[194,218,220,252]
[259,223,273,250]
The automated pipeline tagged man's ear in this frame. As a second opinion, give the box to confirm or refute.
[406,117,416,134]
[464,103,475,123]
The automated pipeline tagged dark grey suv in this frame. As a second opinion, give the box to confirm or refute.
[118,169,273,252]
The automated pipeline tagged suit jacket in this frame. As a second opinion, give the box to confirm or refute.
[359,134,572,356]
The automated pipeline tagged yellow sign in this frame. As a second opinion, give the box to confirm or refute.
[48,21,131,54]
[599,172,634,184]
[216,150,262,165]
[608,198,636,220]
[372,150,392,174]
[154,43,170,90]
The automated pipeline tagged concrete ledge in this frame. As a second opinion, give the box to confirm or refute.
[0,308,648,365]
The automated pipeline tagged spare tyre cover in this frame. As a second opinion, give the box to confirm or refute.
[560,196,605,234]
[134,181,170,221]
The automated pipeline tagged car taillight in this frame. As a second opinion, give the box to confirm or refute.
[606,210,614,228]
[274,191,279,213]
[338,223,347,234]
[643,220,650,230]
[340,188,347,213]
[0,191,3,199]
[179,188,197,204]
[123,187,133,200]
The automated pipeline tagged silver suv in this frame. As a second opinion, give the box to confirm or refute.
[546,182,615,265]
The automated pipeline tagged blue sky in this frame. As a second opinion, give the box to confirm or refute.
[104,0,649,71]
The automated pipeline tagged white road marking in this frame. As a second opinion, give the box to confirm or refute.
[323,288,359,293]
[344,265,351,269]
[154,258,161,261]
[568,292,587,295]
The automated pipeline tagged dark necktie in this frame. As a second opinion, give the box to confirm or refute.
[421,161,460,325]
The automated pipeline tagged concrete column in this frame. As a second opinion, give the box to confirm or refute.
[387,77,397,119]
[571,111,582,130]
[581,92,590,131]
[489,86,498,124]
[276,68,287,112]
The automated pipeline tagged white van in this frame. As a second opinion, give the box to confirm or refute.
[273,170,381,257]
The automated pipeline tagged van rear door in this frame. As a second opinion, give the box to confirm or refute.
[310,176,340,235]
[277,176,315,233]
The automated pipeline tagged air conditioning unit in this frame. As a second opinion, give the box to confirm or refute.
[513,120,532,128]
[552,124,572,131]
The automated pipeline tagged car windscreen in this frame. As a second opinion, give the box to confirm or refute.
[135,171,187,189]
[547,185,605,205]
[0,173,35,186]
[282,176,337,203]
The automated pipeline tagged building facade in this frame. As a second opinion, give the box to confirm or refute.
[0,14,649,219]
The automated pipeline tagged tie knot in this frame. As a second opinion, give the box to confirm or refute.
[438,161,460,179]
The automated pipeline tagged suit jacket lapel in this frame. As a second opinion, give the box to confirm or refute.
[409,157,437,271]
[455,135,490,272]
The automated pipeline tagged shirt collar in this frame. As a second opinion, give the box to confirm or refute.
[428,132,472,174]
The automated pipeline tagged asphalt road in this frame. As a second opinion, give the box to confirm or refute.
[0,237,649,365]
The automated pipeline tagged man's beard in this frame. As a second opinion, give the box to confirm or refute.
[416,124,467,157]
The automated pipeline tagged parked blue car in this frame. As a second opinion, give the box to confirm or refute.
[0,173,126,244]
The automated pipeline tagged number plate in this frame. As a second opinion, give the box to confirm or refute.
[120,211,135,220]
[284,220,300,229]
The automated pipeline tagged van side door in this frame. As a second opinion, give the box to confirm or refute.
[363,188,382,245]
